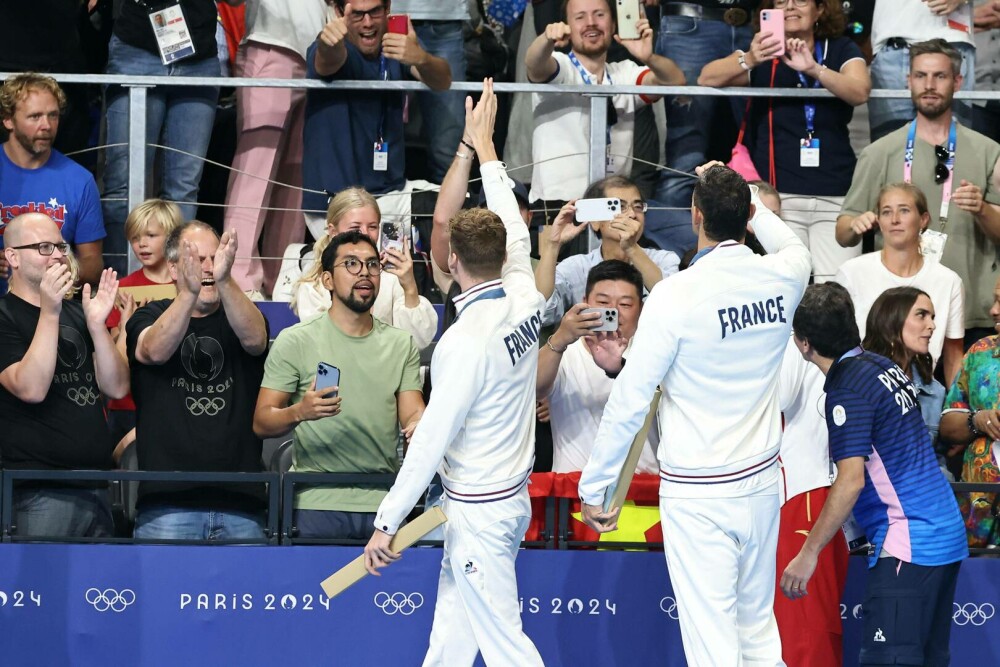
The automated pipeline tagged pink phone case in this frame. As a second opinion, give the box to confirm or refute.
[759,9,785,58]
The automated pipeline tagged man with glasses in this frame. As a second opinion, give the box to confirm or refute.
[0,213,128,538]
[836,39,1000,345]
[535,175,680,327]
[0,73,105,288]
[254,230,424,540]
[303,0,452,239]
[126,222,271,541]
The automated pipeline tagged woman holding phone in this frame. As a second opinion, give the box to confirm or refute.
[291,187,438,350]
[699,0,870,283]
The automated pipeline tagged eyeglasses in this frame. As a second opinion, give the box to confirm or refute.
[10,241,70,256]
[773,0,815,8]
[934,145,951,184]
[347,4,387,22]
[621,200,648,214]
[332,257,382,275]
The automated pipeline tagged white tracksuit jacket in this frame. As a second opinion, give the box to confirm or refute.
[374,161,544,534]
[579,194,811,503]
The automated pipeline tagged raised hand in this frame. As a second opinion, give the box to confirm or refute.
[850,211,880,237]
[782,38,818,75]
[381,237,416,291]
[545,22,571,49]
[319,3,352,51]
[544,201,588,247]
[610,214,642,251]
[177,240,204,296]
[116,291,138,326]
[465,78,498,156]
[39,263,74,315]
[616,14,654,64]
[382,17,427,66]
[745,30,783,68]
[550,303,604,351]
[82,268,120,328]
[213,230,238,284]
[584,330,629,374]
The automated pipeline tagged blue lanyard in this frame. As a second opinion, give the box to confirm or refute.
[796,41,825,137]
[567,51,612,86]
[376,55,389,144]
[904,117,957,221]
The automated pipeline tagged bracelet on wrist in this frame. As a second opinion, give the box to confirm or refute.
[969,410,982,436]
[546,339,567,354]
[455,150,472,160]
[736,50,750,71]
[460,139,476,153]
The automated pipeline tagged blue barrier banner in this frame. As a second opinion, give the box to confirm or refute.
[0,545,996,666]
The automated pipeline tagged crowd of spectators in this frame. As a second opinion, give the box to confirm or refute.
[0,1,998,559]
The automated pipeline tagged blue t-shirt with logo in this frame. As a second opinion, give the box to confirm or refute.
[824,349,967,568]
[303,41,406,214]
[0,148,106,245]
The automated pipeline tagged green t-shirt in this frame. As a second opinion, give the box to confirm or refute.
[262,313,422,511]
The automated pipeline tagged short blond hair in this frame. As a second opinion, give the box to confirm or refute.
[0,73,66,121]
[125,199,183,242]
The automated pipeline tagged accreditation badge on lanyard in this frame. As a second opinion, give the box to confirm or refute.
[147,4,196,65]
[798,41,825,168]
[374,56,390,172]
[904,118,956,264]
[568,52,618,174]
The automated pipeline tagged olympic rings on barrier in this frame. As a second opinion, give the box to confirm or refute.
[374,592,424,616]
[85,588,136,612]
[953,602,995,626]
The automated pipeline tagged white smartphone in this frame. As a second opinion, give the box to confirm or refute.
[759,9,785,58]
[316,362,340,397]
[615,0,642,40]
[581,307,619,332]
[575,198,621,225]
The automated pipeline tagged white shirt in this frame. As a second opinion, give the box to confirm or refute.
[390,0,469,21]
[529,52,652,202]
[293,272,439,351]
[872,0,974,54]
[244,0,328,59]
[374,161,545,534]
[579,195,811,503]
[833,252,964,368]
[777,336,833,505]
[548,339,659,475]
[542,246,680,327]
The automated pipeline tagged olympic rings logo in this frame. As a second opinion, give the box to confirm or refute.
[185,397,226,416]
[953,603,995,626]
[85,588,136,612]
[66,387,99,406]
[659,596,679,620]
[374,592,424,616]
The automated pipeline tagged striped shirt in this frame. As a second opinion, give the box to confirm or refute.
[825,350,967,568]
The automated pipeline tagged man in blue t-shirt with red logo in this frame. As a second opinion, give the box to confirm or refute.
[0,73,105,288]
[783,282,967,666]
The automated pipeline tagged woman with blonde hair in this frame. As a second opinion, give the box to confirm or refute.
[292,187,437,350]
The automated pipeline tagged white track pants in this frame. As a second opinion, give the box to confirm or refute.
[422,488,544,667]
[661,488,785,667]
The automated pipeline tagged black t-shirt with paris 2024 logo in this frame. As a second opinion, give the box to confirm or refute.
[126,300,267,513]
[0,294,114,471]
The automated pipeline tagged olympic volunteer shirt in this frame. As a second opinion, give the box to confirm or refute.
[580,190,811,503]
[374,160,544,534]
[824,349,967,567]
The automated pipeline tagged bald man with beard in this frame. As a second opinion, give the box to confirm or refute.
[0,212,127,538]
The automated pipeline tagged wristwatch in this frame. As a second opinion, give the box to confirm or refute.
[969,410,982,436]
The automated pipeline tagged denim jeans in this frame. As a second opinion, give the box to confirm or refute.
[134,505,266,541]
[102,35,221,274]
[413,21,467,183]
[13,487,114,539]
[654,14,752,208]
[869,41,975,142]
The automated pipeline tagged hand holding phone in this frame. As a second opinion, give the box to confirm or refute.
[580,307,619,332]
[315,362,341,397]
[615,0,641,40]
[388,14,408,35]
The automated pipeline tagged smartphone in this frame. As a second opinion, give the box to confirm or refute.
[615,0,641,40]
[581,307,619,332]
[388,14,408,35]
[316,362,340,397]
[574,198,621,225]
[380,218,411,267]
[759,9,785,57]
